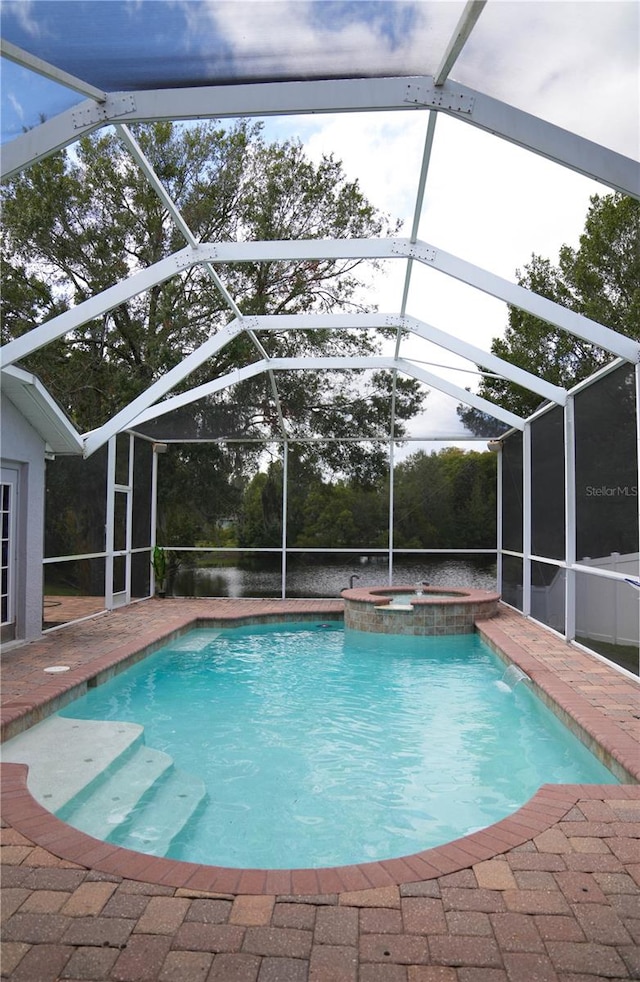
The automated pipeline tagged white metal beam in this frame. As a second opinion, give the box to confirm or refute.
[0,248,193,367]
[399,314,567,405]
[399,111,438,323]
[125,354,523,440]
[179,238,637,360]
[395,107,440,445]
[194,240,639,361]
[130,355,401,432]
[406,79,639,198]
[246,312,567,404]
[404,241,640,363]
[2,76,637,197]
[115,124,245,323]
[115,125,288,432]
[128,361,269,428]
[433,1,488,86]
[83,320,244,456]
[396,360,524,431]
[0,38,107,102]
[4,238,637,368]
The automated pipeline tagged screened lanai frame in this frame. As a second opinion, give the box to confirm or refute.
[1,1,639,673]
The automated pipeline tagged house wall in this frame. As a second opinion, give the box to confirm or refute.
[1,393,46,643]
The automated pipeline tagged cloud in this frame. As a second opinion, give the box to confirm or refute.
[8,0,44,39]
[455,0,639,156]
[190,1,637,158]
[194,0,463,78]
[7,91,25,122]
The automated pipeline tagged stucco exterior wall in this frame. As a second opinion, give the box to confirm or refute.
[1,393,46,643]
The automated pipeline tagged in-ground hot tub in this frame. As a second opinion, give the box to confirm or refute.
[342,584,500,635]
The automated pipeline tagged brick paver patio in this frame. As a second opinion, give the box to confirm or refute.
[1,599,638,980]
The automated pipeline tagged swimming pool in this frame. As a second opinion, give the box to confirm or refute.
[7,622,617,869]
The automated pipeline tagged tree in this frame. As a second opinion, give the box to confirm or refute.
[237,466,284,551]
[393,448,496,549]
[236,451,388,554]
[1,120,424,467]
[459,193,639,431]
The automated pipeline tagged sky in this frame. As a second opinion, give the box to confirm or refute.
[1,0,638,446]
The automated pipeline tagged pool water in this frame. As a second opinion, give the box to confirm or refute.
[57,623,616,868]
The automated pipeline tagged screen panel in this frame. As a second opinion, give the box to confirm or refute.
[531,406,565,561]
[501,432,523,553]
[44,448,108,558]
[530,560,565,635]
[574,364,638,571]
[500,554,522,610]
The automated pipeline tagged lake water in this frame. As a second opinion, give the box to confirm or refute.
[171,555,497,599]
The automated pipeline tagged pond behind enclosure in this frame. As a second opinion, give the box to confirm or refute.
[170,555,497,599]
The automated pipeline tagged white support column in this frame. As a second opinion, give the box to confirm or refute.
[125,434,134,601]
[635,365,640,671]
[388,439,395,586]
[281,442,288,600]
[636,364,640,568]
[150,445,160,596]
[564,396,577,640]
[494,443,503,595]
[522,423,532,616]
[105,436,116,611]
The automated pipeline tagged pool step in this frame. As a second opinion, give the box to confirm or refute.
[106,767,207,856]
[58,744,174,840]
[1,716,145,812]
[2,714,207,858]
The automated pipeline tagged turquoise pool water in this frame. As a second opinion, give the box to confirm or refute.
[58,623,616,868]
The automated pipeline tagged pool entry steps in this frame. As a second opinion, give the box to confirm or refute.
[2,716,205,854]
[342,584,500,634]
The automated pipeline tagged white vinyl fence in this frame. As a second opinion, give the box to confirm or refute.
[576,553,639,647]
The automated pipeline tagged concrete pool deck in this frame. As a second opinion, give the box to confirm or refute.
[1,598,639,981]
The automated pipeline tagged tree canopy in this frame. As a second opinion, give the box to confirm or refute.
[181,444,496,553]
[459,192,639,432]
[1,120,424,468]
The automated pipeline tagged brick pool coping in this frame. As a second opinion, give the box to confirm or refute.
[3,763,630,897]
[1,598,638,898]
